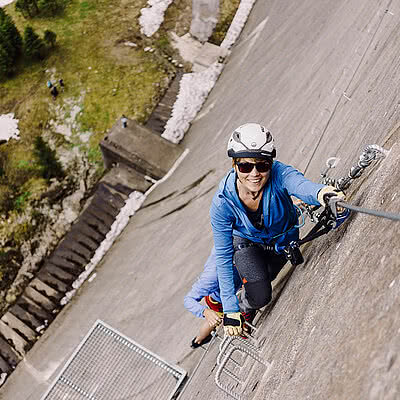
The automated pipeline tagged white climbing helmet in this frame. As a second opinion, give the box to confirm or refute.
[227,123,276,159]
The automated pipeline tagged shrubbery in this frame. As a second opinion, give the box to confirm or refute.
[0,8,57,80]
[0,137,64,214]
[33,136,65,181]
[0,8,22,76]
[15,0,65,18]
[23,25,45,60]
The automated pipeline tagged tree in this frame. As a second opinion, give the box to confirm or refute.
[38,0,62,16]
[0,44,12,79]
[43,29,56,47]
[0,9,22,77]
[15,0,40,18]
[23,26,44,60]
[33,136,64,181]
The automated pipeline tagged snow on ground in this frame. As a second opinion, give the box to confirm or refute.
[0,113,20,142]
[220,0,257,50]
[61,0,256,303]
[0,0,14,7]
[161,62,225,143]
[139,0,257,144]
[139,0,174,37]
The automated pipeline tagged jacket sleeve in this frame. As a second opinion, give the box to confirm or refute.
[276,162,325,205]
[184,248,220,319]
[210,196,241,314]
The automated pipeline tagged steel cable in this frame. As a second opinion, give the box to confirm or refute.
[337,201,400,222]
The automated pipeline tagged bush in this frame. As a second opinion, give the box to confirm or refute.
[0,249,21,291]
[0,184,15,213]
[16,0,66,18]
[23,26,45,60]
[43,29,56,47]
[0,8,22,78]
[33,136,64,180]
[15,0,40,18]
[38,0,63,16]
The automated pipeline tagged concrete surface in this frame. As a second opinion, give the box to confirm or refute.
[1,0,400,399]
[100,118,183,179]
[170,32,230,72]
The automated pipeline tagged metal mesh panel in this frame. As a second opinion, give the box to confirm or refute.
[41,320,186,400]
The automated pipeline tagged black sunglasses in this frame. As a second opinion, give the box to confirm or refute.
[236,161,272,173]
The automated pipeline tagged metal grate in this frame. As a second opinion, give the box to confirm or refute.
[41,320,186,400]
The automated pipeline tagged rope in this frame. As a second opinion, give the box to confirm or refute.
[337,201,400,222]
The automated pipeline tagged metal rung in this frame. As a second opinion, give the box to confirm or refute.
[218,336,260,365]
[215,345,270,400]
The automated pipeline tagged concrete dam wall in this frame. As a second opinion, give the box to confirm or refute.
[1,0,399,399]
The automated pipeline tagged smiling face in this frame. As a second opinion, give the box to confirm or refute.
[234,157,271,195]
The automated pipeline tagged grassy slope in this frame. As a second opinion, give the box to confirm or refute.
[0,0,239,306]
[1,0,177,172]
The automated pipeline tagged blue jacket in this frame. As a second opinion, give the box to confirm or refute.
[184,247,242,318]
[210,161,325,314]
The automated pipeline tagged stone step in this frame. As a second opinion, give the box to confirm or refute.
[96,182,126,209]
[71,220,105,244]
[91,195,120,218]
[23,287,57,313]
[145,70,183,135]
[86,206,115,229]
[36,269,71,293]
[0,334,21,367]
[59,234,97,263]
[1,313,37,344]
[9,304,44,332]
[51,247,88,268]
[74,233,100,252]
[81,210,111,236]
[29,278,64,303]
[47,255,84,275]
[18,295,54,324]
[0,320,29,357]
[42,263,77,284]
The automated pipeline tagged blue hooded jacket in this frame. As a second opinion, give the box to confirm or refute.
[184,247,242,318]
[210,161,325,314]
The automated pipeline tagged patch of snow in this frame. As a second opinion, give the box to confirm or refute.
[161,62,224,144]
[0,113,20,142]
[220,0,258,50]
[0,0,14,7]
[139,0,174,37]
[124,41,137,48]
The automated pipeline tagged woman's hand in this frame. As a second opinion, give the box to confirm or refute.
[203,308,222,327]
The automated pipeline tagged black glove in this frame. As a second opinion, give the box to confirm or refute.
[317,185,346,207]
[223,312,244,336]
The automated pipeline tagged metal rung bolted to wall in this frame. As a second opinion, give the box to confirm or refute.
[215,344,270,400]
[41,320,187,400]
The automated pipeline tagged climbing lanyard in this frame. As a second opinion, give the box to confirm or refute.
[277,144,400,265]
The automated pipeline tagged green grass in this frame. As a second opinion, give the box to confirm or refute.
[209,0,241,45]
[1,0,176,178]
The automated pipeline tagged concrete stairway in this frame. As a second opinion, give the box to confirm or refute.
[145,70,184,135]
[0,163,158,376]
